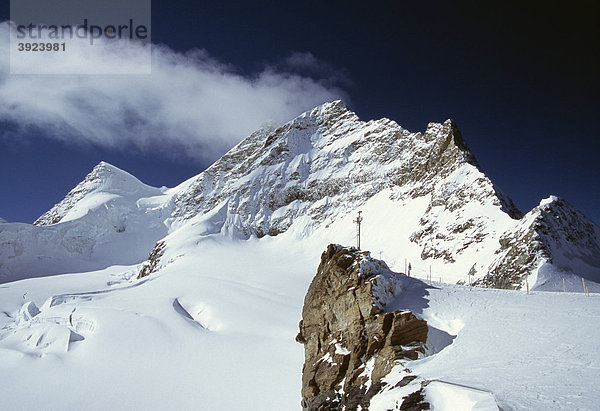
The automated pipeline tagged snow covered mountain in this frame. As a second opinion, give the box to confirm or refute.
[2,100,599,290]
[171,100,521,236]
[34,161,167,227]
[481,195,600,290]
[0,162,173,282]
[132,99,600,291]
[1,100,600,410]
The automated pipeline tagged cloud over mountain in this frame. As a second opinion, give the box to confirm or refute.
[0,22,347,163]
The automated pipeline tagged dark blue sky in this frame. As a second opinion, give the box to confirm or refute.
[1,1,598,224]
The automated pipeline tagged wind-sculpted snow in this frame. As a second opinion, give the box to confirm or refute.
[0,297,95,356]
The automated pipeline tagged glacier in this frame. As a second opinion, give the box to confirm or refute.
[1,100,599,409]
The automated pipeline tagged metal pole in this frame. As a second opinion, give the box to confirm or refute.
[354,211,363,250]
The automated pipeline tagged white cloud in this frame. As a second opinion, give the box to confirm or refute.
[0,22,348,163]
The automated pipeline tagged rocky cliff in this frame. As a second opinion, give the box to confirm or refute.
[296,244,429,410]
[480,196,600,289]
[172,100,520,239]
[3,100,599,291]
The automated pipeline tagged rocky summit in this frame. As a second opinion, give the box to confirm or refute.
[144,100,600,291]
[2,100,598,290]
[297,244,428,410]
[1,101,600,410]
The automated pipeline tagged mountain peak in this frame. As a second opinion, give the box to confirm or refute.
[291,99,357,127]
[443,118,457,125]
[173,99,522,242]
[310,99,349,115]
[532,195,598,244]
[83,161,151,192]
[425,118,466,146]
[532,196,589,227]
[93,160,113,171]
[91,161,131,178]
[538,195,562,209]
[479,192,600,289]
[34,161,161,226]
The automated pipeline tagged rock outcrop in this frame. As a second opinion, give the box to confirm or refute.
[296,244,428,410]
[137,241,166,279]
[479,196,600,289]
[6,101,598,289]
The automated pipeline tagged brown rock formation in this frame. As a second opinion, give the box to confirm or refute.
[137,241,166,279]
[296,244,428,410]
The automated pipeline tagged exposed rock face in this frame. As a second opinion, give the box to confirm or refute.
[6,100,598,289]
[479,196,600,289]
[137,241,166,279]
[297,244,428,410]
[172,101,520,240]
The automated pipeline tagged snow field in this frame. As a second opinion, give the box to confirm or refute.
[1,231,599,410]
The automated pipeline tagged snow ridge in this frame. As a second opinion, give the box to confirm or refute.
[2,100,599,291]
[172,101,518,241]
[482,196,600,289]
[0,162,173,282]
[35,161,162,226]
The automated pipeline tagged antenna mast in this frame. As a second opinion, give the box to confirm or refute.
[354,211,363,250]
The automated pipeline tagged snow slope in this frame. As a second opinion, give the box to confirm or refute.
[0,162,175,283]
[1,232,599,410]
[0,236,312,410]
[2,101,599,290]
[371,280,600,410]
[1,100,600,409]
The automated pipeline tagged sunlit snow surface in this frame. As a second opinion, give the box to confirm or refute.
[1,103,599,409]
[1,232,599,410]
[0,162,173,282]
